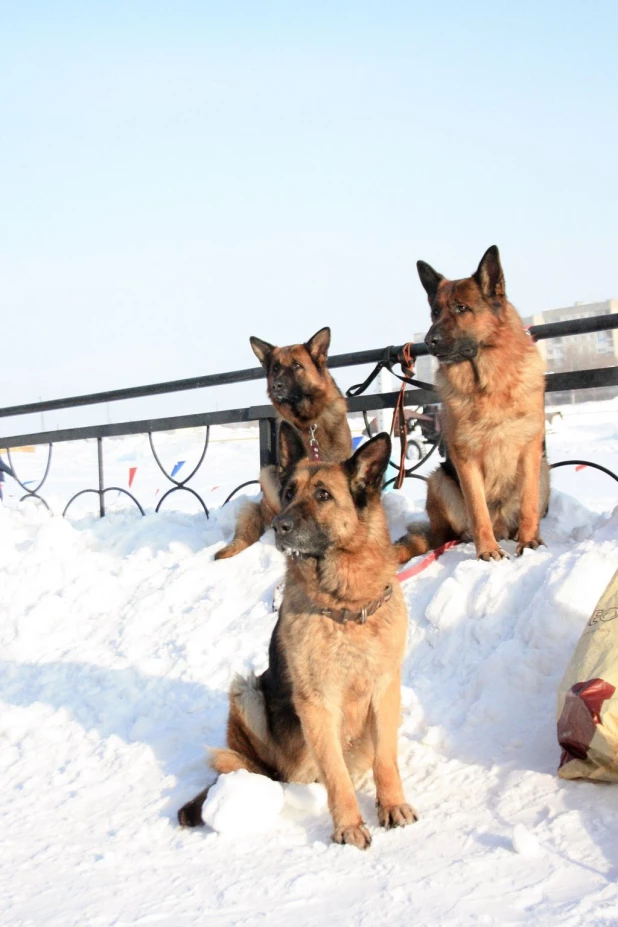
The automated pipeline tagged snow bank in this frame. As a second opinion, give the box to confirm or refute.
[1,408,617,926]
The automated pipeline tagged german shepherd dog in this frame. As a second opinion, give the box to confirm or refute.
[215,327,353,560]
[180,424,417,849]
[395,245,549,563]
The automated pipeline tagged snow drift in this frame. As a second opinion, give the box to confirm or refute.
[1,402,618,926]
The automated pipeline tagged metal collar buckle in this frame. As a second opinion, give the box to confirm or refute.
[308,423,321,462]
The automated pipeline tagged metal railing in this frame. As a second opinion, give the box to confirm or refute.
[1,313,617,516]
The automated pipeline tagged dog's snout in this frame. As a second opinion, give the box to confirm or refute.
[273,379,284,392]
[273,515,293,535]
[425,326,446,353]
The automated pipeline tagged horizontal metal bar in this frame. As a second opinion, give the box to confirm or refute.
[545,366,618,391]
[0,366,267,419]
[4,366,616,449]
[1,314,616,420]
[0,404,276,447]
[529,313,618,341]
[0,390,435,447]
[350,389,437,409]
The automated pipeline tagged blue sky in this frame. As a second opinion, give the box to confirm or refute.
[1,1,617,424]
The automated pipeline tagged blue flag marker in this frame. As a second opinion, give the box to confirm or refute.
[171,460,185,479]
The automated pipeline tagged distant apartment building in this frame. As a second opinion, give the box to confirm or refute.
[522,299,618,404]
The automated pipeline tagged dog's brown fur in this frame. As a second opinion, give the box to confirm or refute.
[215,327,353,560]
[395,246,549,563]
[180,425,416,849]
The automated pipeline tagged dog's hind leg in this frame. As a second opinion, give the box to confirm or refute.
[426,469,467,545]
[394,470,460,564]
[215,468,279,560]
[393,524,431,564]
[215,499,267,560]
[213,674,279,778]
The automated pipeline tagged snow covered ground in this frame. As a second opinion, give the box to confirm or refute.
[1,399,618,926]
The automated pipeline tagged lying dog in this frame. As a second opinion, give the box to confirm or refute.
[180,423,416,849]
[395,245,549,562]
[215,327,353,560]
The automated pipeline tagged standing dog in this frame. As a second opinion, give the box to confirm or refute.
[395,245,549,563]
[180,424,416,849]
[215,327,353,560]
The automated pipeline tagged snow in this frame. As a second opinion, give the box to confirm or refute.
[284,782,329,815]
[1,399,618,926]
[511,824,542,857]
[202,770,285,835]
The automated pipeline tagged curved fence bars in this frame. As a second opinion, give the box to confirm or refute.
[223,479,261,506]
[63,487,146,518]
[155,485,208,516]
[6,444,53,511]
[62,438,146,518]
[148,426,210,517]
[404,433,441,476]
[550,459,618,484]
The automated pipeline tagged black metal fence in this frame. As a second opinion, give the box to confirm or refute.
[1,313,617,516]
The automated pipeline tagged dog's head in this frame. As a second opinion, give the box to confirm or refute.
[418,246,507,365]
[272,423,391,560]
[250,328,331,420]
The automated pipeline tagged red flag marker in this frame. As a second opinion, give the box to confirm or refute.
[128,466,137,488]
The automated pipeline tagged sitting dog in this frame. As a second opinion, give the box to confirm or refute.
[215,327,353,560]
[180,423,417,849]
[395,245,549,562]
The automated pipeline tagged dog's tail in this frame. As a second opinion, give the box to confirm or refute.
[393,522,432,565]
[209,673,278,779]
[178,674,277,829]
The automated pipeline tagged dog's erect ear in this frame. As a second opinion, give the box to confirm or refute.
[417,261,444,302]
[278,422,308,482]
[474,246,505,300]
[305,327,331,367]
[250,336,275,368]
[345,433,391,505]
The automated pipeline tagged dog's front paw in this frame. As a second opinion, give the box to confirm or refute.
[477,547,508,562]
[377,801,418,829]
[515,536,546,557]
[332,822,372,850]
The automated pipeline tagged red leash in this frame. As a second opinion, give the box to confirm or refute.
[397,540,461,583]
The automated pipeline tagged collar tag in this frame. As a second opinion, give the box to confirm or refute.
[308,423,321,461]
